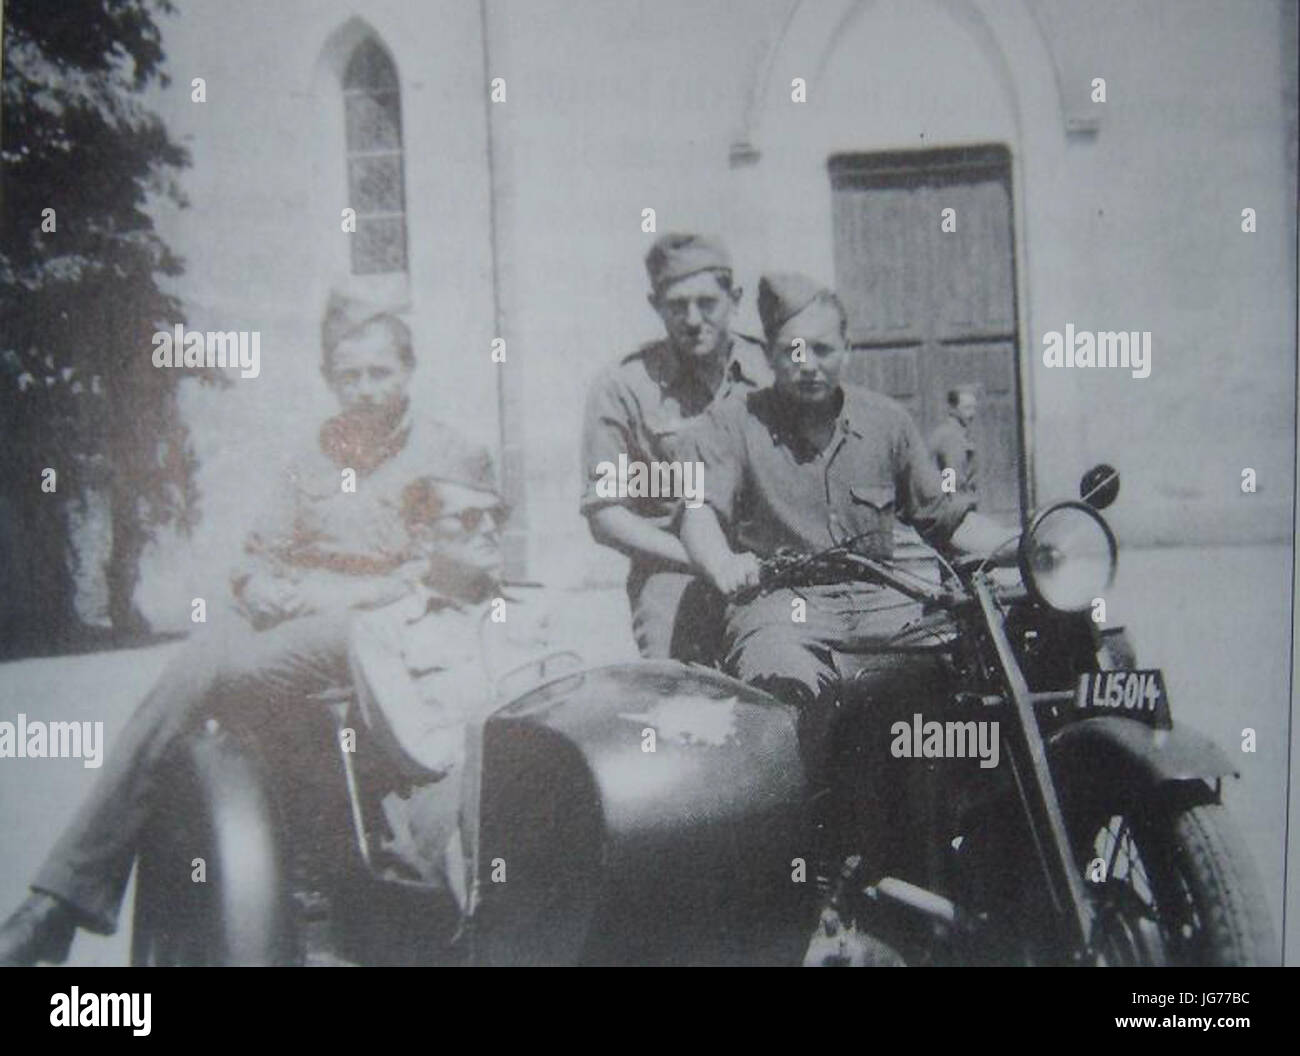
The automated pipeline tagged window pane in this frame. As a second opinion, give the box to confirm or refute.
[343,38,407,277]
[351,216,407,275]
[347,154,405,214]
[345,91,402,151]
[343,39,399,92]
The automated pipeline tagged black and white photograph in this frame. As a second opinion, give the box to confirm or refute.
[1,0,1297,1001]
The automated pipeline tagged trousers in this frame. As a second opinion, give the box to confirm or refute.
[626,561,726,663]
[723,583,936,783]
[724,582,952,871]
[33,612,353,933]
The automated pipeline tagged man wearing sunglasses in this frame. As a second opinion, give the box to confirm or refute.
[581,233,771,663]
[0,292,504,965]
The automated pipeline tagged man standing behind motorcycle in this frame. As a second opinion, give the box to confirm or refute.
[677,273,1011,883]
[580,233,771,663]
[0,292,501,965]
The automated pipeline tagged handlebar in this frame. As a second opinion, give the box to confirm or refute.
[734,545,966,607]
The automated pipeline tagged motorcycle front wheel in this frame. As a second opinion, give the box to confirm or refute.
[1066,788,1278,966]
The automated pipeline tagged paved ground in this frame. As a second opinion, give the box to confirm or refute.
[0,542,1294,965]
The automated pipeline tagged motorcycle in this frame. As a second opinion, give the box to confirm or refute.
[130,465,1278,965]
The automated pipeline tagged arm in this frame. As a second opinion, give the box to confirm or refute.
[287,563,424,614]
[898,412,1013,556]
[676,405,761,594]
[585,505,692,570]
[231,459,425,628]
[579,368,695,570]
[949,511,1016,556]
[233,559,424,629]
[680,505,759,595]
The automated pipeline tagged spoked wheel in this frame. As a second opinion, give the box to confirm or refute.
[1082,813,1169,965]
[1070,791,1277,967]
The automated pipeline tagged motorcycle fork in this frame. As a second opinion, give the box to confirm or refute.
[971,577,1097,961]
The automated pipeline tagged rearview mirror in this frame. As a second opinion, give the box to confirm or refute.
[1079,464,1120,510]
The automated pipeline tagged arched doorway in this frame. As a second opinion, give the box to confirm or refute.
[729,0,1075,518]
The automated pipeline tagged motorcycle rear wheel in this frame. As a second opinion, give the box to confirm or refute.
[1069,791,1277,966]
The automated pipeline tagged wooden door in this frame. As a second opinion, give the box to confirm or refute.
[829,145,1022,521]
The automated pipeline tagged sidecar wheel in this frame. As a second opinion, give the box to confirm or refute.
[1069,793,1278,967]
[131,722,298,966]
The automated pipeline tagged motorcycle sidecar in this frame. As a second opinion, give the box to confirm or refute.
[131,660,814,966]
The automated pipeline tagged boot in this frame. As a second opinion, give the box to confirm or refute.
[0,891,79,966]
[802,855,907,967]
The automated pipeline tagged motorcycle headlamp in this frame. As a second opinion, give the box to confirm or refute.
[1019,501,1117,613]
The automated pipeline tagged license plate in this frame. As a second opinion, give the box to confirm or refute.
[1075,669,1171,729]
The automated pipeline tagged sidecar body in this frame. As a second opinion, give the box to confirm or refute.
[471,661,812,965]
[131,659,814,966]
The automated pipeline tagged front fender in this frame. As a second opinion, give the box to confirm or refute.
[1048,715,1238,803]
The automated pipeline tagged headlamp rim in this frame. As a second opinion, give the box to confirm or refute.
[1017,499,1118,613]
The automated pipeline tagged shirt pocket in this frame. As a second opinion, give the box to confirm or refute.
[847,483,897,554]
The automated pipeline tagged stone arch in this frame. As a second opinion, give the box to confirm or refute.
[729,0,1078,507]
[314,14,404,85]
[737,0,1066,155]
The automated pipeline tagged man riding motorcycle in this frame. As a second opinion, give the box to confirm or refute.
[676,273,1011,900]
[0,292,502,965]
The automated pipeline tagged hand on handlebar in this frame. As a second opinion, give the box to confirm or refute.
[709,551,762,597]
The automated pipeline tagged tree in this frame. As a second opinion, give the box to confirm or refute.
[1,0,213,652]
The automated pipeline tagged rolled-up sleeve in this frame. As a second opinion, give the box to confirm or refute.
[676,401,744,527]
[579,370,633,516]
[895,413,974,545]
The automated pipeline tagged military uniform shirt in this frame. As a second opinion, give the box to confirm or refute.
[929,413,977,496]
[579,334,770,527]
[680,384,974,558]
[231,415,496,624]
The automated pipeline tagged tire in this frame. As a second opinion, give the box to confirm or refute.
[131,722,298,966]
[1068,789,1278,966]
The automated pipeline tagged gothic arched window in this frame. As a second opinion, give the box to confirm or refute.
[343,38,407,275]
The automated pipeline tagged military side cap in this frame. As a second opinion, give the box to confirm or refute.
[402,444,503,526]
[757,272,830,340]
[430,443,501,499]
[322,289,411,351]
[645,232,731,292]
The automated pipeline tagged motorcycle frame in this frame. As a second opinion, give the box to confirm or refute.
[968,575,1097,958]
[821,551,1101,959]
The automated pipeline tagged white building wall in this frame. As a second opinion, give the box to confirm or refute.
[137,0,496,624]
[733,0,1297,547]
[133,0,1296,617]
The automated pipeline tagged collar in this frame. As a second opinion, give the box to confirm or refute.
[655,334,765,394]
[319,405,412,474]
[834,387,867,439]
[760,386,858,448]
[725,333,771,388]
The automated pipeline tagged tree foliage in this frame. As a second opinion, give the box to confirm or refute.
[1,0,209,646]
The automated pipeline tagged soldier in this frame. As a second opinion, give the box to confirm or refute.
[0,293,504,964]
[580,233,771,662]
[929,385,979,504]
[676,274,1010,901]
